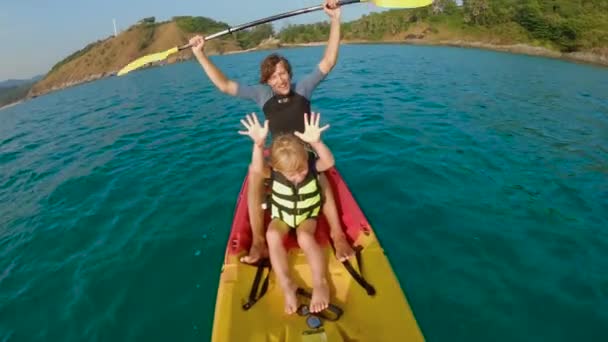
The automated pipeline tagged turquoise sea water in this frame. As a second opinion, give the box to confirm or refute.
[1,45,607,341]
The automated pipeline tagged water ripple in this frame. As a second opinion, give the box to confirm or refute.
[1,45,607,342]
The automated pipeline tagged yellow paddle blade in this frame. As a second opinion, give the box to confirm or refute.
[369,0,433,8]
[117,47,179,76]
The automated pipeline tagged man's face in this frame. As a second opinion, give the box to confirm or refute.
[267,61,291,95]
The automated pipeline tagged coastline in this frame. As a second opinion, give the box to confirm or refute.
[13,39,607,104]
[0,100,23,111]
[403,40,608,67]
[282,39,608,68]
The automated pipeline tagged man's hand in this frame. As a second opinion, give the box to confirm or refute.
[189,35,206,55]
[324,0,341,21]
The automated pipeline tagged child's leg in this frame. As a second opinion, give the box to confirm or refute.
[266,219,298,314]
[296,219,329,313]
[318,173,355,262]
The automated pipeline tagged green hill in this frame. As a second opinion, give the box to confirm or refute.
[28,16,275,98]
[280,0,607,62]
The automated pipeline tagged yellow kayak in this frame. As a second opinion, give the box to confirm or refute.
[212,167,425,341]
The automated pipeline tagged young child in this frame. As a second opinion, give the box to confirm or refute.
[239,112,334,315]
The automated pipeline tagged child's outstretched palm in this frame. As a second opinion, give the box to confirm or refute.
[295,112,329,143]
[238,113,268,146]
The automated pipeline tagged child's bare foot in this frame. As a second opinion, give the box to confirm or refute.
[310,279,330,313]
[333,235,355,262]
[282,281,299,315]
[240,240,268,264]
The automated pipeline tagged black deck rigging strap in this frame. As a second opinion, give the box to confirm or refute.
[242,258,271,310]
[341,246,376,296]
[242,244,376,311]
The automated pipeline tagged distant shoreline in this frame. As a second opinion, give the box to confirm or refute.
[8,39,606,107]
[0,100,23,111]
[280,39,608,68]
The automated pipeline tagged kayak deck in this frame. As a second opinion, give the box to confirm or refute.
[212,167,425,341]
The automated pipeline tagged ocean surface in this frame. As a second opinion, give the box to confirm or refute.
[1,44,607,341]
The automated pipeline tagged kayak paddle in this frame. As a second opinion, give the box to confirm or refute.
[116,0,432,76]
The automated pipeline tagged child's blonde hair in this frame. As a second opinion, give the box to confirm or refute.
[270,134,308,173]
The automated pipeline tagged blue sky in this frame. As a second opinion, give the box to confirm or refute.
[0,0,385,80]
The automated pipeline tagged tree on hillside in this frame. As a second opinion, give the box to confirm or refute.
[278,22,330,42]
[174,16,229,33]
[138,17,156,24]
[463,0,494,25]
[433,0,458,15]
[514,0,580,51]
[235,24,275,49]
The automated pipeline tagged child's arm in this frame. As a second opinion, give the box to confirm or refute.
[238,113,269,176]
[310,140,335,173]
[250,141,266,176]
[294,112,335,172]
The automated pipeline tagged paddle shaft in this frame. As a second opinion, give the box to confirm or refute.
[178,0,362,50]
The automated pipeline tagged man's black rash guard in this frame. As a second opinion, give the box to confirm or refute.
[235,66,327,137]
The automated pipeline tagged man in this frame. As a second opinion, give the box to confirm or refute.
[189,0,354,264]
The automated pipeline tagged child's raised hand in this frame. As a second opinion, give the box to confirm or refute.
[295,112,330,144]
[238,113,268,146]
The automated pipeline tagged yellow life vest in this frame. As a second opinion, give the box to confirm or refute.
[269,168,322,228]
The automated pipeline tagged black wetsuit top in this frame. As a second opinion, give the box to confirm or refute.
[235,66,326,137]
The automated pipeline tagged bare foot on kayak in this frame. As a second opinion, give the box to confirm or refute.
[310,279,330,313]
[333,235,355,262]
[282,281,299,315]
[240,239,268,264]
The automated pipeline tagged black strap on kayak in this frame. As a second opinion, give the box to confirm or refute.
[341,246,376,296]
[242,258,271,311]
